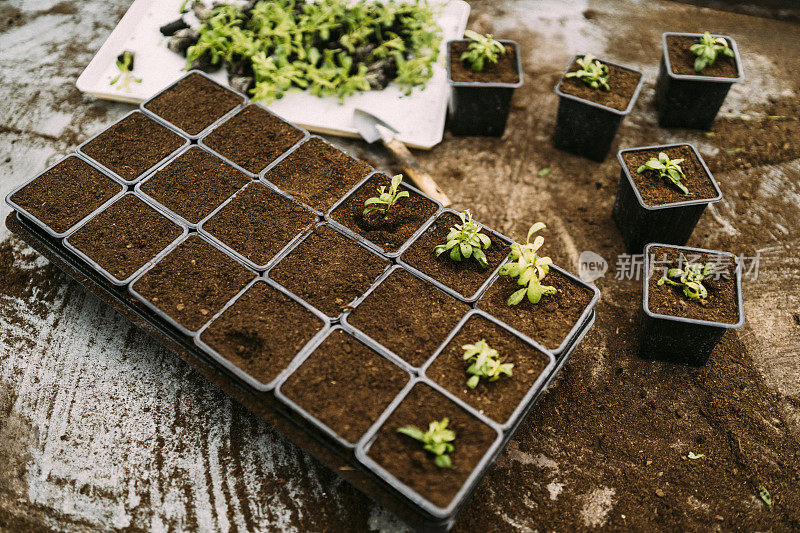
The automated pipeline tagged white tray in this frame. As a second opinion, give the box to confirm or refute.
[76,0,470,149]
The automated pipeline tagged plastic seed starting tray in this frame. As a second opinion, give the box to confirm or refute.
[6,71,600,531]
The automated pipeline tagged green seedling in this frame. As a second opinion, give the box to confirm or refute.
[434,209,492,268]
[637,152,688,194]
[657,256,714,301]
[462,339,513,389]
[498,222,556,305]
[538,167,551,178]
[460,29,506,72]
[397,418,456,468]
[687,452,705,459]
[690,31,734,73]
[110,51,142,90]
[758,485,773,508]
[364,174,409,217]
[564,54,609,91]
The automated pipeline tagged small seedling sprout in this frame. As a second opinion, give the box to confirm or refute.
[434,209,492,268]
[397,418,456,468]
[462,339,513,389]
[110,51,142,90]
[690,31,734,73]
[564,54,610,91]
[637,152,688,194]
[498,222,556,305]
[364,174,409,217]
[657,255,714,301]
[460,30,506,72]
[757,485,773,508]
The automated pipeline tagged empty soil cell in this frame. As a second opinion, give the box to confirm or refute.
[426,314,550,425]
[198,280,326,385]
[269,225,389,317]
[263,137,373,212]
[131,235,255,332]
[477,269,594,351]
[448,42,520,84]
[400,211,508,298]
[280,329,410,444]
[558,58,642,111]
[9,156,122,235]
[666,35,739,78]
[647,246,739,324]
[202,182,316,267]
[143,72,243,135]
[621,145,717,206]
[365,382,497,509]
[67,195,183,281]
[80,112,186,182]
[346,268,470,367]
[201,104,305,174]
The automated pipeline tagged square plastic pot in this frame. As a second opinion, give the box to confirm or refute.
[655,33,744,130]
[641,243,745,366]
[612,143,722,254]
[553,55,644,161]
[446,40,524,137]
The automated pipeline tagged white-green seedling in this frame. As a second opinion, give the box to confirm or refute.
[434,210,492,268]
[460,30,506,72]
[397,418,456,469]
[498,222,556,305]
[657,256,714,301]
[690,31,734,73]
[110,51,142,90]
[364,174,409,217]
[637,152,688,194]
[564,54,610,91]
[462,339,513,389]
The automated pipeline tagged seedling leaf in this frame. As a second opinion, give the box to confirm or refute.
[564,54,610,91]
[690,31,734,73]
[434,210,491,268]
[499,222,557,306]
[637,152,689,194]
[363,174,409,217]
[657,255,715,301]
[397,418,456,468]
[460,30,506,72]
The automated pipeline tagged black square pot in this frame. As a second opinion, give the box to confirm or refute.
[553,55,644,161]
[612,143,722,254]
[655,32,744,129]
[641,243,745,366]
[446,40,523,137]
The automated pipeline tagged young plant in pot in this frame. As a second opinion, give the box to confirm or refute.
[446,30,523,137]
[641,243,744,366]
[655,32,744,129]
[553,54,644,161]
[612,143,722,253]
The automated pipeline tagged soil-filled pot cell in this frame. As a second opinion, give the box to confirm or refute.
[8,156,122,236]
[198,280,326,386]
[131,235,256,333]
[201,182,316,268]
[363,382,498,510]
[425,314,550,426]
[328,173,439,255]
[263,137,373,213]
[665,35,738,78]
[143,72,244,136]
[621,145,718,205]
[269,225,389,318]
[201,104,305,175]
[558,59,642,112]
[346,268,470,368]
[66,194,183,282]
[79,112,187,183]
[280,328,410,445]
[138,147,250,225]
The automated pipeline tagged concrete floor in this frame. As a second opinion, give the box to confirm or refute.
[1,0,799,531]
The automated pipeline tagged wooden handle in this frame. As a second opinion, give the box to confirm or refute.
[382,137,452,207]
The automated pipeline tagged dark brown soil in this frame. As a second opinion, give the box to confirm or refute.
[202,182,316,267]
[263,137,373,212]
[346,268,470,367]
[139,146,250,224]
[647,246,739,324]
[558,58,642,111]
[449,41,520,84]
[366,382,498,509]
[201,104,305,174]
[622,145,719,206]
[666,35,739,78]
[477,269,595,352]
[280,329,410,444]
[268,225,388,317]
[9,156,122,234]
[144,72,244,135]
[426,314,550,425]
[80,112,186,182]
[67,194,182,280]
[198,280,326,385]
[400,211,508,299]
[327,173,439,254]
[131,235,255,331]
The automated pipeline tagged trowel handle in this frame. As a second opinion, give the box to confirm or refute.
[382,137,452,207]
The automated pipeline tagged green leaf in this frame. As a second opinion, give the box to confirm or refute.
[507,287,527,306]
[435,454,452,469]
[538,167,551,178]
